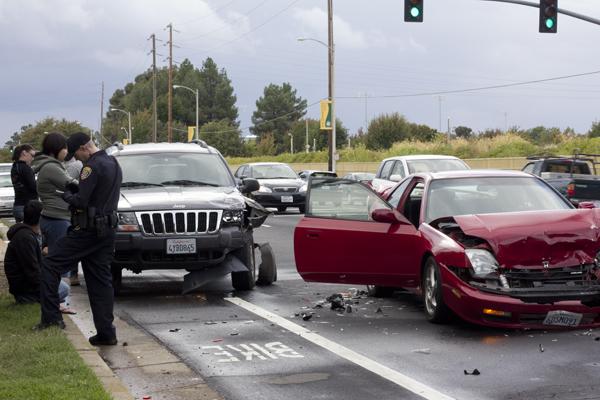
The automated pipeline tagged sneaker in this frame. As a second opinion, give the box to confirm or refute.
[33,320,66,331]
[89,334,118,346]
[70,275,80,286]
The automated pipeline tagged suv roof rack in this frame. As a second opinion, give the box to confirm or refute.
[189,139,209,149]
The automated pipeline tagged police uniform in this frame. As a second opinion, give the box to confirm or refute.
[39,133,122,344]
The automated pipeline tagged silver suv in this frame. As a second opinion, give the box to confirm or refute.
[108,141,276,294]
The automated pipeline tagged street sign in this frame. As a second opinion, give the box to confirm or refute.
[320,100,332,130]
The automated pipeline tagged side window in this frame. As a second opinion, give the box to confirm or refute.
[389,161,406,180]
[378,161,394,179]
[522,163,535,174]
[307,179,389,221]
[387,178,412,209]
[402,182,424,227]
[236,166,248,178]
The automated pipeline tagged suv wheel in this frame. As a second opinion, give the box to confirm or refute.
[231,239,256,291]
[298,205,306,214]
[256,243,277,286]
[111,265,123,296]
[277,206,287,213]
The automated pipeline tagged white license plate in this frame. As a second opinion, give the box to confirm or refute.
[543,310,583,327]
[166,238,196,254]
[281,196,293,203]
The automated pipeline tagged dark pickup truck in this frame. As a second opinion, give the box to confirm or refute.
[522,154,600,207]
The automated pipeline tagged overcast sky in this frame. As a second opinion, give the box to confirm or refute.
[1,0,600,145]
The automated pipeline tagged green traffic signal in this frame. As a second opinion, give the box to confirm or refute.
[545,18,555,29]
[410,6,420,18]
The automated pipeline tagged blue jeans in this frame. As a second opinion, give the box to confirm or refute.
[13,205,24,223]
[58,279,70,304]
[41,216,74,278]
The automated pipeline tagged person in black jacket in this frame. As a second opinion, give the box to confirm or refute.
[11,144,38,222]
[3,200,69,307]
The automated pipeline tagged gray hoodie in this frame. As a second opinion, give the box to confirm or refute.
[32,154,77,220]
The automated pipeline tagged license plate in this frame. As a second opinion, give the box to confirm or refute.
[281,196,293,203]
[166,238,196,254]
[543,310,583,327]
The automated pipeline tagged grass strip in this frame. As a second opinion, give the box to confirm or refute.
[0,296,112,400]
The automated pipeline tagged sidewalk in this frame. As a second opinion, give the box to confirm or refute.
[0,222,222,400]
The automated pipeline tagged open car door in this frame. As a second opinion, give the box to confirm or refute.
[294,178,421,287]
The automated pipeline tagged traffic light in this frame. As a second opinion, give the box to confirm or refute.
[404,0,423,23]
[539,0,558,33]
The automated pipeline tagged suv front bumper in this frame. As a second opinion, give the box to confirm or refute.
[114,226,245,271]
[251,192,305,208]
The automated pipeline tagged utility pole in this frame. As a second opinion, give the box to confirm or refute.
[438,96,443,132]
[149,34,158,143]
[364,92,368,133]
[305,119,310,153]
[447,117,451,143]
[99,81,104,144]
[167,23,173,143]
[504,112,508,132]
[328,0,336,173]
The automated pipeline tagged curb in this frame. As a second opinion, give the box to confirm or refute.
[64,317,135,400]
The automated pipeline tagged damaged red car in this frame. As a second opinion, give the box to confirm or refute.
[294,170,600,329]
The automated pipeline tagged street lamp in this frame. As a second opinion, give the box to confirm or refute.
[298,30,336,173]
[110,107,132,144]
[173,84,199,141]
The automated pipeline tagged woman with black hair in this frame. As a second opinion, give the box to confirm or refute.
[32,133,78,284]
[11,144,38,222]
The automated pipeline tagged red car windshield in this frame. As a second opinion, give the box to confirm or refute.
[426,176,572,223]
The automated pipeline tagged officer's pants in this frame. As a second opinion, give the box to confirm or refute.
[40,227,116,339]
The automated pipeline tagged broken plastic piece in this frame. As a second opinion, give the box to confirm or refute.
[169,328,180,332]
[302,313,313,321]
[464,369,480,375]
[539,344,544,352]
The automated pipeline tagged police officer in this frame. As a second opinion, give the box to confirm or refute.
[37,132,123,346]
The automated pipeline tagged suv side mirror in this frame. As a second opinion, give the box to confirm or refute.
[240,178,260,194]
[389,174,403,182]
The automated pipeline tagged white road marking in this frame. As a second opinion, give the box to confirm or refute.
[226,297,457,400]
[262,224,272,228]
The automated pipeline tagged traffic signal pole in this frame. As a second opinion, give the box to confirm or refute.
[480,0,600,26]
[328,0,336,173]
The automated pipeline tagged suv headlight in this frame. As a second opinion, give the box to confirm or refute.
[257,185,272,193]
[466,249,499,278]
[222,210,244,225]
[299,184,307,193]
[118,212,139,232]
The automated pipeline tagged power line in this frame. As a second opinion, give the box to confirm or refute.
[182,0,302,56]
[179,0,270,43]
[177,0,238,26]
[336,69,600,99]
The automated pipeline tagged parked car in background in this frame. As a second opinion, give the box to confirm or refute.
[370,155,469,194]
[522,154,600,207]
[0,163,12,174]
[295,170,600,329]
[342,172,375,184]
[107,142,276,294]
[235,162,307,213]
[0,172,14,217]
[298,170,338,181]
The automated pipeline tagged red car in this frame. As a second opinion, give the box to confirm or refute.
[294,170,600,329]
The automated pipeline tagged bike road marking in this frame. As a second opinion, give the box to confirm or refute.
[225,297,456,400]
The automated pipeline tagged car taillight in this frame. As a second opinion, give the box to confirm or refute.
[566,183,575,197]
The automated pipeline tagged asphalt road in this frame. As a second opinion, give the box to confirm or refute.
[107,211,600,400]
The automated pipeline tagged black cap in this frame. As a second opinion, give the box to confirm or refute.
[66,132,91,161]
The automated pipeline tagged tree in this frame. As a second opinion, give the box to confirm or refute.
[521,126,562,145]
[4,117,90,151]
[364,113,411,150]
[588,121,600,138]
[104,58,238,143]
[199,120,243,156]
[409,123,437,141]
[256,133,277,156]
[250,83,307,153]
[454,126,473,139]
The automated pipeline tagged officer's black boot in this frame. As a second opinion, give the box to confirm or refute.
[89,334,118,346]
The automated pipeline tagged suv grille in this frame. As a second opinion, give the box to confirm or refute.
[136,210,222,236]
[272,187,297,193]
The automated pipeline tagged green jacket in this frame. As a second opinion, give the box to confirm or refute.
[32,154,77,220]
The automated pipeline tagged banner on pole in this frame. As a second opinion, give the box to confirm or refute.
[320,100,332,130]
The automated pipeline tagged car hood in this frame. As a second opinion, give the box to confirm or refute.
[453,209,600,268]
[257,178,304,188]
[118,186,246,211]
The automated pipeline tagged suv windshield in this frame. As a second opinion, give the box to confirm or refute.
[250,164,297,179]
[407,159,468,174]
[116,153,234,187]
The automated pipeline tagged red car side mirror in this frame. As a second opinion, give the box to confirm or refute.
[578,201,596,209]
[371,208,408,224]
